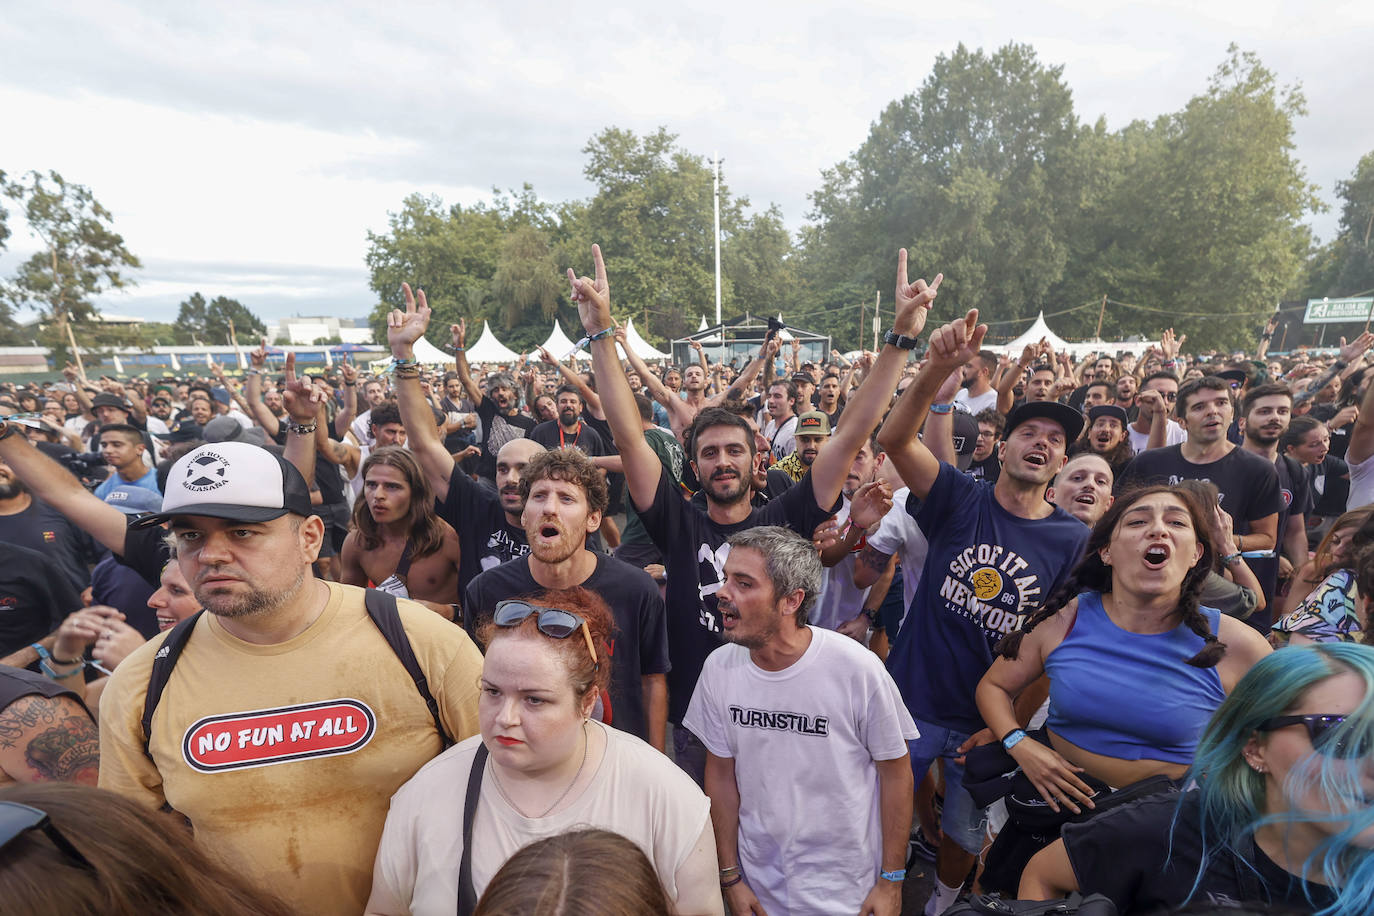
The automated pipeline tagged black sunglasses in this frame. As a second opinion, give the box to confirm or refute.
[1257,714,1366,758]
[494,600,598,668]
[0,802,94,869]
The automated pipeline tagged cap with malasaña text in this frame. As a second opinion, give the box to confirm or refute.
[128,441,311,529]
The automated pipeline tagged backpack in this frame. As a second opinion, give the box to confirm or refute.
[140,588,451,759]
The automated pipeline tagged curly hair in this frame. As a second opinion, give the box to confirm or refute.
[518,448,609,516]
[996,484,1225,667]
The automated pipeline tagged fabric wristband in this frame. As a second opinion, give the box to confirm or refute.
[1002,728,1028,751]
[930,403,955,415]
[880,869,907,882]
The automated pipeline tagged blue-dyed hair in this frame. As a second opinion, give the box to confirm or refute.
[1182,643,1374,915]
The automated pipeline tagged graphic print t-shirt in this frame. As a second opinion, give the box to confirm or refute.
[438,467,529,599]
[887,463,1088,733]
[638,470,835,723]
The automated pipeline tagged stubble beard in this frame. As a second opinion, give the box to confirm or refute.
[197,565,307,620]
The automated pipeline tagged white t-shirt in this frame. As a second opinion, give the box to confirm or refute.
[367,723,710,916]
[683,627,918,916]
[868,487,930,618]
[953,387,998,415]
[812,500,869,630]
[763,415,798,460]
[1128,418,1186,454]
[352,409,376,448]
[1348,450,1374,512]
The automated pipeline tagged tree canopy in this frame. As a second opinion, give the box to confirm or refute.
[173,292,266,345]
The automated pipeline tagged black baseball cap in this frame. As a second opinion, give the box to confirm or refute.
[1087,405,1129,428]
[1004,401,1084,443]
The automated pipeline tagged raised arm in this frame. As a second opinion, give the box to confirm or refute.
[243,341,283,438]
[569,245,663,512]
[0,421,129,555]
[878,308,985,500]
[334,357,359,438]
[385,284,458,502]
[539,347,603,415]
[617,329,695,429]
[997,343,1036,415]
[279,353,325,491]
[924,366,964,467]
[1295,333,1374,407]
[707,336,779,407]
[452,320,484,406]
[1340,344,1374,466]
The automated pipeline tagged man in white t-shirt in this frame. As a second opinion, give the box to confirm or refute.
[761,380,798,460]
[1127,371,1187,454]
[951,349,998,415]
[684,526,917,916]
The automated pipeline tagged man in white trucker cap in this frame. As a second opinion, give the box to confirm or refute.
[98,436,484,915]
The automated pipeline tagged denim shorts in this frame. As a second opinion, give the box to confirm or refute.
[907,719,988,856]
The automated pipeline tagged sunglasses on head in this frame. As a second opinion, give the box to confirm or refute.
[1257,714,1367,758]
[0,802,93,869]
[494,600,598,669]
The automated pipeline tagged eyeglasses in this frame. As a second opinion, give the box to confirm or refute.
[0,802,93,869]
[1257,714,1367,758]
[493,600,598,669]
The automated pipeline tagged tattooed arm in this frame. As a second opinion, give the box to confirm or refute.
[0,693,99,785]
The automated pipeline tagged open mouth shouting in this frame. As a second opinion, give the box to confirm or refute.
[1143,544,1171,570]
[1023,450,1048,468]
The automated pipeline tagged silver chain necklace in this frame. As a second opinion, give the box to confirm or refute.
[489,721,589,819]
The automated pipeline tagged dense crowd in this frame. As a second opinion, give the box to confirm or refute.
[0,244,1371,916]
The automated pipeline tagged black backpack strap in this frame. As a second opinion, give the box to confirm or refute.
[364,588,452,748]
[394,539,415,580]
[141,610,205,759]
[456,742,488,916]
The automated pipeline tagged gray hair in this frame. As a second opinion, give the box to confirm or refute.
[727,526,824,626]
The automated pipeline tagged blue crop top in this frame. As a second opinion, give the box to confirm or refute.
[1045,591,1225,764]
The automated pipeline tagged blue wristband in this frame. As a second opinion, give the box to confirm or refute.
[930,403,955,415]
[880,869,907,882]
[1002,728,1028,751]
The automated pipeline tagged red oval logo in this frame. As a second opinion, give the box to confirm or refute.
[181,699,376,772]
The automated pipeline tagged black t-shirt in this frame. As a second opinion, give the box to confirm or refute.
[0,663,87,715]
[463,554,671,741]
[0,544,83,658]
[968,453,1001,484]
[438,467,529,598]
[1311,403,1354,461]
[1309,454,1350,517]
[474,397,536,480]
[0,497,104,592]
[639,469,837,723]
[1242,454,1310,628]
[117,524,173,589]
[1063,791,1339,915]
[528,420,607,456]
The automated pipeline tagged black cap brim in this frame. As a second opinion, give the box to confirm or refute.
[128,504,291,530]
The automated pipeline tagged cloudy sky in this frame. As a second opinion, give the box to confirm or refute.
[2,0,1369,329]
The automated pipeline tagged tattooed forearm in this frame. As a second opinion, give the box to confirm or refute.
[857,544,894,575]
[0,695,99,784]
[0,694,63,750]
[27,715,100,784]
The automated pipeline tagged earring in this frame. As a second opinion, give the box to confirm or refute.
[1250,762,1266,774]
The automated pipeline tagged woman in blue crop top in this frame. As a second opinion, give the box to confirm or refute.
[978,485,1272,811]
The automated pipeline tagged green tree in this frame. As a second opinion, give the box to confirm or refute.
[1303,151,1374,300]
[1,170,140,357]
[173,292,266,345]
[798,43,1081,349]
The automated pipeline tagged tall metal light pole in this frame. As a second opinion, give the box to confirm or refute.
[712,152,722,327]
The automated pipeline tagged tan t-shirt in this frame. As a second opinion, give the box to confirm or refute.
[99,582,483,916]
[367,722,711,915]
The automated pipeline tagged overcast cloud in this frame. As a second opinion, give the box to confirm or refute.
[1,0,1369,327]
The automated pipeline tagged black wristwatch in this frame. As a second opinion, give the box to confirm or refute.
[884,329,920,350]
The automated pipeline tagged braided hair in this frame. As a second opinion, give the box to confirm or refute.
[995,484,1227,668]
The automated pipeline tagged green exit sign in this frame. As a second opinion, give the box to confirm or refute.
[1304,297,1374,324]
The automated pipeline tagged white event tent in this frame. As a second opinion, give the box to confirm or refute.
[465,320,522,364]
[620,318,670,360]
[368,334,452,370]
[530,320,590,362]
[989,312,1156,358]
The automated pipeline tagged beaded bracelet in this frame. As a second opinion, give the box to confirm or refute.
[393,364,421,380]
[287,421,318,435]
